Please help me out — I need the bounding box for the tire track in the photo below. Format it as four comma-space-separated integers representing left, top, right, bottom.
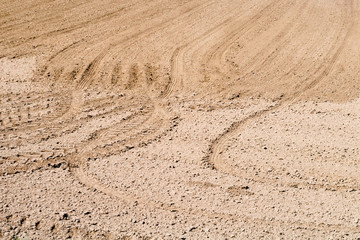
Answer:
0, 93, 150, 175
33, 6, 190, 136
2, 0, 358, 236
54, 0, 298, 221
220, 0, 310, 77
74, 0, 215, 89
0, 0, 137, 43
200, 0, 321, 100
166, 0, 259, 97
70, 121, 360, 234
204, 0, 355, 190
66, 0, 231, 214
65, 0, 349, 230
200, 0, 289, 77
0, 90, 72, 137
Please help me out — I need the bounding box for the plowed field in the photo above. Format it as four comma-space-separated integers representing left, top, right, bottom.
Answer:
1, 0, 360, 239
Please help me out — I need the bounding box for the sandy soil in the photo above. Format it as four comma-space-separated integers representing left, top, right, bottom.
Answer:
1, 0, 360, 239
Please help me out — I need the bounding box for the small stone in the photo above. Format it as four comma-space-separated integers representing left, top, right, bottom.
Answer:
61, 213, 69, 220
52, 163, 62, 168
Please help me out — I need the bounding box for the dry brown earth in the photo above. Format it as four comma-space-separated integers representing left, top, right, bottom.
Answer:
1, 0, 360, 239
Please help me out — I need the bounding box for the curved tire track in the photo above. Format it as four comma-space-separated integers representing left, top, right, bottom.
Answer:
205, 0, 355, 191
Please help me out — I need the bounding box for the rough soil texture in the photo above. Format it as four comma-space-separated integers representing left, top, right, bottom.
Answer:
1, 0, 360, 239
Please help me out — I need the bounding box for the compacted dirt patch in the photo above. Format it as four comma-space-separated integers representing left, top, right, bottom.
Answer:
1, 0, 360, 239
